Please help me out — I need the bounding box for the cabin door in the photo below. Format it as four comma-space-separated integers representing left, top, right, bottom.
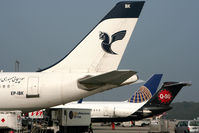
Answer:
103, 106, 113, 117
26, 77, 39, 98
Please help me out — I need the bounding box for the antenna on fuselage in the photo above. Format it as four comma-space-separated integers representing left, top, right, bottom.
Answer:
15, 60, 20, 72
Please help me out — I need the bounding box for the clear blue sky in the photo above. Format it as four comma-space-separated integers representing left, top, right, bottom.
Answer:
0, 0, 198, 102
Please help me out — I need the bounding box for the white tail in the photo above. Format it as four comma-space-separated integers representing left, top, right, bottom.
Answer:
40, 1, 145, 73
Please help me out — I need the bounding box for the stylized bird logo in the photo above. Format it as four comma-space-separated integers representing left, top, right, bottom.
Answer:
99, 30, 126, 54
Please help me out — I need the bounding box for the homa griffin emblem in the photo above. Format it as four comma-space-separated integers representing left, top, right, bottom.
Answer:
99, 30, 126, 54
158, 89, 172, 103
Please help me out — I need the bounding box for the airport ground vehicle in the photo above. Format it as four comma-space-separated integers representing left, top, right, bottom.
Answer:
175, 120, 199, 133
134, 119, 150, 127
121, 121, 134, 127
0, 111, 22, 132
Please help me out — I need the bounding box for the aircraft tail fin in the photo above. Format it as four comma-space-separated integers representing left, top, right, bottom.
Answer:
128, 74, 163, 103
145, 82, 191, 106
39, 1, 145, 72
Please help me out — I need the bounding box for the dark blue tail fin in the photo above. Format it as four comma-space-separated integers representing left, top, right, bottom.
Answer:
128, 74, 163, 103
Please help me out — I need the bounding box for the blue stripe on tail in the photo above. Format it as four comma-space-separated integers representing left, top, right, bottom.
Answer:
129, 74, 163, 103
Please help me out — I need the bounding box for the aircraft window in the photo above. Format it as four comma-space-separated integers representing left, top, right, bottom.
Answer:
3, 85, 5, 88
7, 85, 10, 88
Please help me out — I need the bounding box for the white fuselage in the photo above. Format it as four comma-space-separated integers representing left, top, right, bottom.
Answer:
0, 72, 124, 112
54, 101, 147, 118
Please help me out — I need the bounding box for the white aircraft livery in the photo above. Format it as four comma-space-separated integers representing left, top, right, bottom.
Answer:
53, 74, 162, 122
0, 1, 145, 112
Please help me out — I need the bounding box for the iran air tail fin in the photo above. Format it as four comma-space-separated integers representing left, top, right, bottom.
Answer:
39, 1, 145, 73
128, 74, 163, 103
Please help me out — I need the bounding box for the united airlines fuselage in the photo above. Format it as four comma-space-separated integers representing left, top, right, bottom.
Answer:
55, 101, 147, 120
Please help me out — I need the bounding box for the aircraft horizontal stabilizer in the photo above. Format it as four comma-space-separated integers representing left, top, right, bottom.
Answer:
78, 70, 137, 91
163, 81, 192, 87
